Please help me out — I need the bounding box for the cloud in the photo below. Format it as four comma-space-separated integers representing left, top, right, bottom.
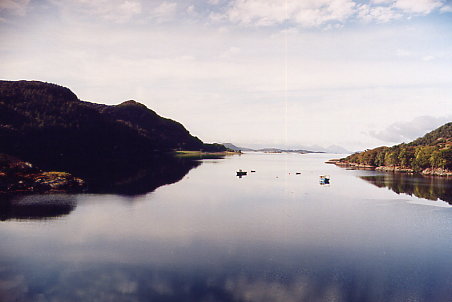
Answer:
0, 0, 29, 16
440, 4, 452, 12
357, 0, 448, 23
1, 1, 452, 150
357, 3, 403, 23
396, 49, 413, 57
369, 115, 452, 143
422, 55, 435, 61
371, 0, 394, 4
150, 1, 177, 22
50, 0, 142, 23
211, 0, 449, 28
7, 0, 446, 27
219, 46, 241, 59
393, 0, 444, 15
225, 0, 357, 27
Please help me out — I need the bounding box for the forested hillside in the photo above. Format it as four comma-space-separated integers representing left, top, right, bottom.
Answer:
0, 80, 225, 190
339, 123, 452, 174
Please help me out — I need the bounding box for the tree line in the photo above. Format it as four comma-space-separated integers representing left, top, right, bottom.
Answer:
343, 122, 452, 172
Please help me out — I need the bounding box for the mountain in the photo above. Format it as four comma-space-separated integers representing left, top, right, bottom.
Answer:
223, 143, 351, 154
322, 145, 352, 154
222, 143, 254, 152
0, 80, 224, 191
337, 122, 452, 175
256, 148, 314, 153
293, 144, 351, 154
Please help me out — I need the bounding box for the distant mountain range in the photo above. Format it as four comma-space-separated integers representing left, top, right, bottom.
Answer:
223, 143, 351, 154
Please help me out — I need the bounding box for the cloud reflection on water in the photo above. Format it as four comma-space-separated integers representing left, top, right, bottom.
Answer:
1, 154, 452, 301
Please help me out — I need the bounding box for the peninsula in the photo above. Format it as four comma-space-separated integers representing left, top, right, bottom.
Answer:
331, 122, 452, 176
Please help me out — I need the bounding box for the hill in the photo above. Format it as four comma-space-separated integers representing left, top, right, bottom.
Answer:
222, 143, 325, 153
0, 80, 225, 191
409, 122, 452, 146
222, 143, 254, 152
336, 122, 452, 175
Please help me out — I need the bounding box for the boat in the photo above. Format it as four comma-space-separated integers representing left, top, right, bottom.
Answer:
236, 169, 247, 177
319, 175, 330, 184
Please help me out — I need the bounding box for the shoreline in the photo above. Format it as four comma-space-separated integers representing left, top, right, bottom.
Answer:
327, 159, 452, 177
173, 150, 239, 158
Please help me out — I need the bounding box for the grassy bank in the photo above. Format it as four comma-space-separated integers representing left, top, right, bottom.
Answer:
174, 150, 238, 159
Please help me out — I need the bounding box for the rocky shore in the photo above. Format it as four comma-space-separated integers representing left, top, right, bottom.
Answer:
0, 154, 85, 194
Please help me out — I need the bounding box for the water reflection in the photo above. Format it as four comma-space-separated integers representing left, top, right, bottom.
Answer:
84, 155, 201, 195
360, 173, 452, 205
1, 256, 450, 302
0, 156, 202, 220
0, 194, 76, 221
1, 154, 451, 302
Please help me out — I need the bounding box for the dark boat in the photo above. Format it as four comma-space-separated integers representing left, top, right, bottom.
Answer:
236, 170, 247, 177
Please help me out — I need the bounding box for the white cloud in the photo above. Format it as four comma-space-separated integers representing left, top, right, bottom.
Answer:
186, 5, 195, 15
396, 49, 413, 57
357, 0, 448, 23
50, 0, 142, 23
21, 0, 448, 28
0, 0, 30, 16
357, 4, 402, 23
219, 46, 241, 59
393, 0, 443, 15
422, 55, 435, 61
292, 0, 357, 27
371, 0, 394, 4
440, 4, 452, 12
225, 0, 356, 27
151, 1, 177, 22
213, 0, 448, 28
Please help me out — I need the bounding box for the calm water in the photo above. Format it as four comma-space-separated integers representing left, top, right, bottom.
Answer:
1, 153, 451, 302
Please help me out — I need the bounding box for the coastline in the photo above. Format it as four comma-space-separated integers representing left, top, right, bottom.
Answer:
327, 159, 452, 177
174, 150, 239, 158
0, 153, 86, 195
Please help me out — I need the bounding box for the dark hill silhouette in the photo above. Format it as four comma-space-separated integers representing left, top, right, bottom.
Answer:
0, 80, 224, 193
89, 99, 205, 150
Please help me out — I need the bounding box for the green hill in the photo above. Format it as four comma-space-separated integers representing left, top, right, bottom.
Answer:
340, 122, 452, 174
409, 122, 452, 146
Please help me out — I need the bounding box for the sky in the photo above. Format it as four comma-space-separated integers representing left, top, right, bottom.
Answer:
1, 0, 452, 152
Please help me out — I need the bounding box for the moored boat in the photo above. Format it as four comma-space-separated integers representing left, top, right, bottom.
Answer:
236, 169, 247, 177
320, 175, 330, 184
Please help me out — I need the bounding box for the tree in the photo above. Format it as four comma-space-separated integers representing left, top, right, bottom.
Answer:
398, 146, 414, 168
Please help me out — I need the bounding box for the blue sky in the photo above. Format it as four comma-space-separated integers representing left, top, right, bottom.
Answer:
1, 0, 452, 151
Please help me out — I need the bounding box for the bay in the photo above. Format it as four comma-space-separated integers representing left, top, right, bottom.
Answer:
0, 153, 451, 302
